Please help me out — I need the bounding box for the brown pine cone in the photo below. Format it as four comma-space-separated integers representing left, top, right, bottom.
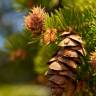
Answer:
46, 28, 86, 96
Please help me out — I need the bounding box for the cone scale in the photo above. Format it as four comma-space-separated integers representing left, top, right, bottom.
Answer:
46, 29, 86, 96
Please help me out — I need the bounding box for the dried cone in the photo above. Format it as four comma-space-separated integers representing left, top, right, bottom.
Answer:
24, 7, 46, 36
46, 28, 86, 96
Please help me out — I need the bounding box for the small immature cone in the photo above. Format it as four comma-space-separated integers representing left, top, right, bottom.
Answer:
10, 49, 27, 61
46, 28, 86, 96
24, 7, 46, 36
43, 28, 57, 45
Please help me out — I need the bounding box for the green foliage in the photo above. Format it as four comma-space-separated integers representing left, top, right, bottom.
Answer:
83, 24, 96, 52
34, 44, 58, 74
3, 31, 42, 82
61, 0, 96, 9
13, 0, 60, 11
44, 0, 96, 54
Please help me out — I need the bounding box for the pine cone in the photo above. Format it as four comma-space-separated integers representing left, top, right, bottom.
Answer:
43, 28, 57, 45
10, 49, 27, 61
24, 7, 46, 36
46, 28, 86, 96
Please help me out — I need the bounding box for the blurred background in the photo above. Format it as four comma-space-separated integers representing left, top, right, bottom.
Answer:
0, 0, 55, 96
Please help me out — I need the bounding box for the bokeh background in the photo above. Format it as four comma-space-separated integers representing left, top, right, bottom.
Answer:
0, 0, 54, 96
